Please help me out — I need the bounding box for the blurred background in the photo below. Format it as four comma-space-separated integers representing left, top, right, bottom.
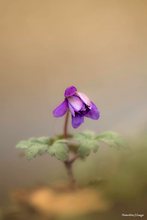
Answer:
0, 0, 147, 219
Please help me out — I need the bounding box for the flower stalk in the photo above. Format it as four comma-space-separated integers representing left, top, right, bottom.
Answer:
63, 111, 76, 188
63, 111, 69, 139
64, 160, 76, 188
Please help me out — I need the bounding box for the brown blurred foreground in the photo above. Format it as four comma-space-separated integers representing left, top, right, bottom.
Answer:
0, 185, 109, 220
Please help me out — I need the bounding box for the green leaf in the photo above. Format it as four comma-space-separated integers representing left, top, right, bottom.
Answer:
74, 131, 100, 158
96, 131, 125, 149
47, 140, 69, 161
16, 137, 51, 159
16, 140, 32, 149
29, 137, 51, 145
25, 143, 49, 160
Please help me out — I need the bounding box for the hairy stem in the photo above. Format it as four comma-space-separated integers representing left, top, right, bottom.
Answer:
64, 160, 76, 188
63, 111, 76, 187
63, 111, 69, 139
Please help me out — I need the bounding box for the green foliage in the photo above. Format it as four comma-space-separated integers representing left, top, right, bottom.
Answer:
73, 131, 125, 158
16, 137, 51, 159
47, 139, 69, 161
16, 137, 69, 161
96, 131, 125, 149
16, 131, 125, 161
74, 131, 100, 158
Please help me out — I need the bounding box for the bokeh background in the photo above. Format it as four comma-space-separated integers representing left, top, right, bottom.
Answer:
0, 0, 147, 218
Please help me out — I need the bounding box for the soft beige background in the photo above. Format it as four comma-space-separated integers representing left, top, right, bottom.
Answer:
0, 0, 147, 203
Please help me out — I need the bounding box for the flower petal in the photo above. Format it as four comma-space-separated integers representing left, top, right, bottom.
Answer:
64, 86, 77, 97
53, 100, 68, 117
68, 103, 75, 116
68, 96, 83, 112
76, 92, 91, 107
85, 102, 100, 120
72, 115, 84, 128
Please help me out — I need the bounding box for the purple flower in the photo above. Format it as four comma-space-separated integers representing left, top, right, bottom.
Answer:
53, 86, 100, 128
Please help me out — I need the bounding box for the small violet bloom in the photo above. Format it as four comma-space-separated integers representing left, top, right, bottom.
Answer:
53, 86, 100, 128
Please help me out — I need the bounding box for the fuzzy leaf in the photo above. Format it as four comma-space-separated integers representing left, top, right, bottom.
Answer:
16, 137, 51, 159
96, 131, 124, 149
29, 137, 51, 145
74, 131, 100, 158
25, 143, 49, 159
16, 140, 32, 149
47, 140, 69, 161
